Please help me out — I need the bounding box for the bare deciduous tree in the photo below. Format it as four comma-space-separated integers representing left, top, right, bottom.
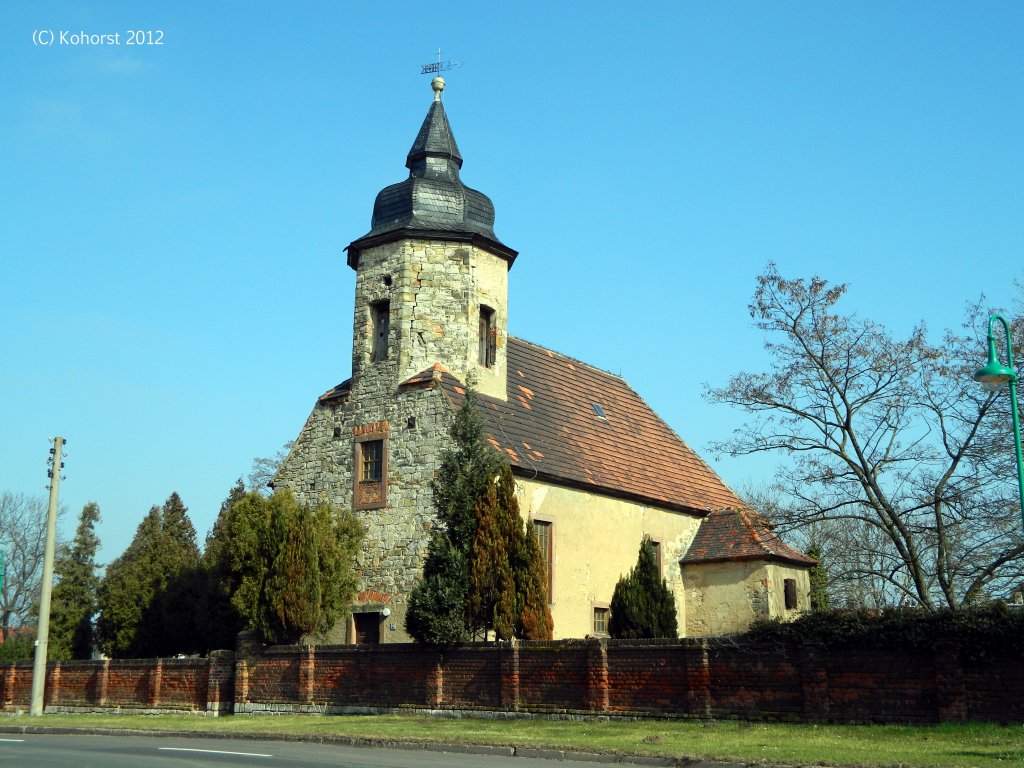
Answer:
0, 492, 64, 639
709, 265, 1024, 610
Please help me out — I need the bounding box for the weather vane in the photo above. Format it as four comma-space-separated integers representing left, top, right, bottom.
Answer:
421, 47, 461, 75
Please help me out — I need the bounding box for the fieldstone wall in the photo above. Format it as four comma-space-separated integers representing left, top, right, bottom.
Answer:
277, 237, 511, 641
351, 238, 509, 401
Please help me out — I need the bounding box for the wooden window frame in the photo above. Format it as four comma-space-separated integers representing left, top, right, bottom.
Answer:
645, 535, 664, 579
353, 433, 388, 510
531, 517, 554, 602
591, 602, 610, 636
371, 300, 390, 362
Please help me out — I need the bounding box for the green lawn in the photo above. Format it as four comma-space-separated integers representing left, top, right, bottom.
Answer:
2, 713, 1022, 767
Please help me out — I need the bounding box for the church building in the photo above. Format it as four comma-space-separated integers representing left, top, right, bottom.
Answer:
274, 78, 814, 644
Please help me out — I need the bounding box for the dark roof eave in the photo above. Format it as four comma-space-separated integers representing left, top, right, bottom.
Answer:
346, 229, 518, 270
509, 465, 709, 519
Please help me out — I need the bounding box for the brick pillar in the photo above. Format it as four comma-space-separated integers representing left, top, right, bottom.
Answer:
934, 642, 966, 723
585, 638, 609, 712
500, 640, 520, 711
96, 660, 109, 707
2, 664, 15, 711
799, 642, 829, 722
685, 639, 711, 718
48, 663, 61, 708
425, 653, 444, 708
234, 658, 249, 710
207, 651, 236, 716
299, 645, 315, 703
149, 660, 163, 707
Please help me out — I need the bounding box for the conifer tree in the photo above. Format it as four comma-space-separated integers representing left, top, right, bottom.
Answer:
806, 544, 831, 612
202, 489, 362, 645
469, 465, 520, 639
196, 478, 248, 650
518, 520, 553, 640
608, 538, 678, 639
49, 502, 101, 660
407, 388, 501, 644
96, 493, 201, 657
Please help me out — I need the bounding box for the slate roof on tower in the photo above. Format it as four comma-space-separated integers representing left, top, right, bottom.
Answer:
390, 337, 744, 515
347, 77, 517, 268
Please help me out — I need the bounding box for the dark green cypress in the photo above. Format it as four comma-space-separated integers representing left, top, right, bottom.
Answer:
609, 538, 678, 639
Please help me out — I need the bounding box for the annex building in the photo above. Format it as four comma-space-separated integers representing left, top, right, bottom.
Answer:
275, 78, 814, 643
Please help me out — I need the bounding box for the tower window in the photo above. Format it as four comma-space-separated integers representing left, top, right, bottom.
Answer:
371, 301, 389, 362
479, 305, 496, 368
360, 439, 383, 482
354, 434, 387, 510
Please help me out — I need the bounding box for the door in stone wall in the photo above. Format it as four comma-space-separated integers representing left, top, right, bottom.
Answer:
354, 612, 381, 644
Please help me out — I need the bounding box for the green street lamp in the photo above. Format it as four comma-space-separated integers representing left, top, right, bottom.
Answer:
974, 313, 1024, 535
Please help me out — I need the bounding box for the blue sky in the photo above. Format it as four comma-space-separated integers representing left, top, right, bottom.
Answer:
3, 1, 1022, 562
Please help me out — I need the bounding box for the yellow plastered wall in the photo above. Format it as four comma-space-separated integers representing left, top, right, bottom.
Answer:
682, 559, 811, 636
515, 478, 703, 639
766, 562, 811, 618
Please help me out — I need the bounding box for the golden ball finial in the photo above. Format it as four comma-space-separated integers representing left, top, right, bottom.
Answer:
431, 76, 445, 101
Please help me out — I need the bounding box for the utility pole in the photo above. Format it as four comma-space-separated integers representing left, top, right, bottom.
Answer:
30, 436, 64, 716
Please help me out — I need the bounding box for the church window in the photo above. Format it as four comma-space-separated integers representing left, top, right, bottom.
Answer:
354, 436, 387, 510
646, 537, 663, 578
479, 305, 496, 367
592, 605, 609, 635
371, 301, 390, 362
784, 578, 798, 610
533, 520, 553, 600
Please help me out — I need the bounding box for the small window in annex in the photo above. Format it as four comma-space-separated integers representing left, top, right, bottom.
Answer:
478, 305, 496, 368
371, 301, 390, 362
593, 606, 609, 635
532, 520, 553, 600
354, 436, 387, 510
784, 578, 798, 610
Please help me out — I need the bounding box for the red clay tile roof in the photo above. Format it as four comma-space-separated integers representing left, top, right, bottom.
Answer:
319, 378, 352, 403
681, 508, 817, 566
433, 337, 744, 515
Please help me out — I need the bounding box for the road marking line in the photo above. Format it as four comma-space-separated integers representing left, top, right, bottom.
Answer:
0, 739, 25, 742
158, 747, 273, 757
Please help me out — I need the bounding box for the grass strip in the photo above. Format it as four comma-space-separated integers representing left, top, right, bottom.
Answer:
1, 713, 1021, 768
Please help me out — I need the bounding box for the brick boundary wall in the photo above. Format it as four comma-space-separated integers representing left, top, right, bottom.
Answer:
0, 651, 235, 717
1, 639, 1020, 723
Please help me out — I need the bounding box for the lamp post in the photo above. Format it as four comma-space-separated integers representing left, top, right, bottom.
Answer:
974, 314, 1024, 535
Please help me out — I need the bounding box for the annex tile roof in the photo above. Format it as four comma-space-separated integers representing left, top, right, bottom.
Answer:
681, 508, 817, 566
424, 337, 744, 515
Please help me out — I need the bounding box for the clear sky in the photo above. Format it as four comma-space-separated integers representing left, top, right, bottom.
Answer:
3, 1, 1022, 563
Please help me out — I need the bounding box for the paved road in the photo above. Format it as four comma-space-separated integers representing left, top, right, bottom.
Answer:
0, 733, 656, 768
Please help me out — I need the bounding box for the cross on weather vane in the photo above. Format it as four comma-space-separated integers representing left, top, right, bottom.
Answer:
420, 47, 462, 75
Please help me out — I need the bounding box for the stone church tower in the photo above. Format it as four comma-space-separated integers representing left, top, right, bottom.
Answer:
275, 77, 518, 642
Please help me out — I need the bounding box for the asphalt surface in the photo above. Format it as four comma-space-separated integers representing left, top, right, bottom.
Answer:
0, 729, 747, 768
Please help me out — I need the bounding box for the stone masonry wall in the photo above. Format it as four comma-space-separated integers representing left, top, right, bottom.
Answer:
275, 384, 454, 642
351, 239, 509, 401
275, 237, 512, 642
